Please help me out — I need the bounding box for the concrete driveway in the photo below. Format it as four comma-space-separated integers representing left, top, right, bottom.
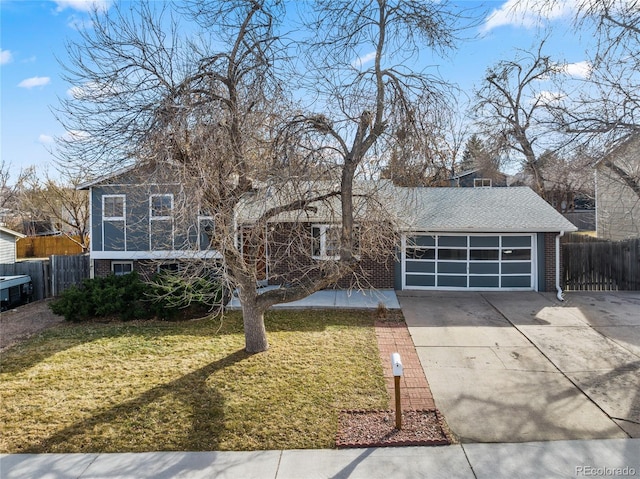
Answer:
398, 291, 640, 443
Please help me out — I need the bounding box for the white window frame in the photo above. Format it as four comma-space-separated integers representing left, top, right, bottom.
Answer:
198, 215, 216, 250
102, 195, 126, 252
103, 195, 125, 221
112, 261, 133, 276
312, 224, 340, 260
474, 178, 492, 188
150, 194, 173, 220
149, 194, 174, 251
312, 224, 360, 260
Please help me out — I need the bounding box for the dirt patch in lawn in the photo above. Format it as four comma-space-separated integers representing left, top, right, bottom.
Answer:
0, 300, 65, 351
336, 409, 453, 448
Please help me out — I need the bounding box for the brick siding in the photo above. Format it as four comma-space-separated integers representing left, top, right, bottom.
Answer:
267, 223, 396, 289
543, 232, 557, 293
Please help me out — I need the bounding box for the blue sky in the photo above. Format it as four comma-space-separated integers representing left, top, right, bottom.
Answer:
0, 0, 596, 182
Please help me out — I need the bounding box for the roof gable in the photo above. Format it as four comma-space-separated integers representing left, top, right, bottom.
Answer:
0, 226, 26, 239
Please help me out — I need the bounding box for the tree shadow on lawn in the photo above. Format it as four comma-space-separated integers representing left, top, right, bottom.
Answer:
1, 309, 376, 376
20, 349, 250, 453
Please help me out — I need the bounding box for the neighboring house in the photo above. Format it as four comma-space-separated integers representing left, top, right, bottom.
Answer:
82, 166, 577, 294
0, 226, 25, 264
450, 169, 507, 188
595, 135, 640, 241
79, 163, 219, 278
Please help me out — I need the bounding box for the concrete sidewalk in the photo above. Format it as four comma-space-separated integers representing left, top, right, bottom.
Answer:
227, 288, 401, 310
2, 439, 639, 478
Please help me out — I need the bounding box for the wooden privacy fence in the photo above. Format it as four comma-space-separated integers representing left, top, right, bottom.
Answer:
0, 254, 90, 300
562, 236, 640, 291
50, 254, 91, 296
17, 235, 85, 259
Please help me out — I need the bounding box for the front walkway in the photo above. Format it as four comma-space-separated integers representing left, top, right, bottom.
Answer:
227, 288, 400, 310
375, 321, 435, 410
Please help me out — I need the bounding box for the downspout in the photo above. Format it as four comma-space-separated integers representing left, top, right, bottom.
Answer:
555, 230, 565, 301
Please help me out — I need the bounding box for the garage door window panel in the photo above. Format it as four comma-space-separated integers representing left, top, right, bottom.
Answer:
502, 236, 531, 247
406, 247, 435, 260
470, 236, 499, 247
438, 249, 467, 261
439, 236, 467, 247
502, 262, 531, 274
502, 276, 531, 287
406, 274, 435, 287
406, 261, 435, 273
469, 262, 500, 274
502, 249, 531, 261
470, 276, 500, 287
470, 249, 499, 261
438, 262, 467, 274
438, 275, 467, 287
407, 236, 435, 247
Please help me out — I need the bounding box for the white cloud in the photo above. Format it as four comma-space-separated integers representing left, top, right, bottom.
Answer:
482, 0, 576, 33
18, 76, 51, 89
536, 90, 565, 105
1, 49, 13, 65
54, 0, 111, 13
38, 134, 55, 144
67, 14, 95, 30
561, 61, 592, 79
62, 130, 90, 142
67, 81, 119, 100
352, 51, 377, 69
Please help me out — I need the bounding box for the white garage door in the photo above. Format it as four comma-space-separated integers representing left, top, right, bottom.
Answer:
402, 234, 536, 290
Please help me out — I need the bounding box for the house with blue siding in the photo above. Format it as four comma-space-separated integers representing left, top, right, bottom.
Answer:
79, 163, 219, 278
81, 164, 577, 295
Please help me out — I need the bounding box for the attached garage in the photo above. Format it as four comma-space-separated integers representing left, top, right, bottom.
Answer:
402, 233, 536, 290
394, 187, 578, 293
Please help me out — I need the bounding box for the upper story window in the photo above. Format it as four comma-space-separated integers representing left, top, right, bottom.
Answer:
198, 216, 216, 250
150, 194, 173, 220
103, 195, 125, 220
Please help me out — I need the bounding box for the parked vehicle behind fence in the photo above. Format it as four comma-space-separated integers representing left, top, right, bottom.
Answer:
0, 275, 34, 311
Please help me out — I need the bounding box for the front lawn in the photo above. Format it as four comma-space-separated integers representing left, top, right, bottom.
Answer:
0, 310, 387, 453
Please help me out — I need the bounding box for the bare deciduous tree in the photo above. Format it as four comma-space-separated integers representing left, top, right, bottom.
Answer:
520, 1, 640, 199
56, 0, 463, 353
19, 169, 90, 251
473, 41, 563, 198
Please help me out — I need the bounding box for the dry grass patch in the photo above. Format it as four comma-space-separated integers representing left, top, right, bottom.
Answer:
0, 310, 387, 452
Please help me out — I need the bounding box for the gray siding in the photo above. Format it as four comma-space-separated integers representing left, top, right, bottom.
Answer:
0, 231, 17, 263
596, 145, 640, 240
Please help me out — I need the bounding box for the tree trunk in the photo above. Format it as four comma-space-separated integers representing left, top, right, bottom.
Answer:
238, 287, 269, 354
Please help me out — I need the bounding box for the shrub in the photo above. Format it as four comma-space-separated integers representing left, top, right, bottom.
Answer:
50, 271, 227, 322
145, 271, 227, 320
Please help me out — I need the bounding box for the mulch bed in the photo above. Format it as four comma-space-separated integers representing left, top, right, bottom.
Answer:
336, 409, 453, 448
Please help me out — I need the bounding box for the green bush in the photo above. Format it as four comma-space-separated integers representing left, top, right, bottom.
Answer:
50, 271, 227, 322
145, 271, 227, 320
50, 272, 151, 322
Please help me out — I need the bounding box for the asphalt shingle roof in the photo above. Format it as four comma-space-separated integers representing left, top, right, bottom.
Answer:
393, 186, 578, 232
